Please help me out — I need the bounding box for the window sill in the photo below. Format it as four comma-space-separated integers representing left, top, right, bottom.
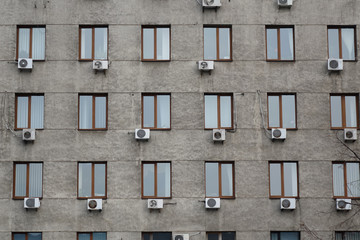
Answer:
269, 196, 299, 199
78, 129, 108, 131
77, 197, 107, 200
141, 60, 171, 62
266, 60, 295, 62
13, 197, 43, 200
14, 128, 44, 131
267, 128, 298, 130
142, 197, 172, 199
204, 128, 234, 130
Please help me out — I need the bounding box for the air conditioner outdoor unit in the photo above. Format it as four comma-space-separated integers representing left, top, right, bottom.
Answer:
18, 58, 33, 69
92, 60, 108, 70
24, 198, 40, 209
22, 129, 35, 141
213, 129, 225, 142
147, 199, 163, 209
135, 129, 150, 140
202, 0, 221, 8
198, 61, 214, 71
280, 198, 296, 210
173, 234, 190, 240
344, 129, 357, 141
271, 128, 286, 140
336, 199, 351, 210
278, 0, 292, 7
205, 198, 220, 209
87, 199, 102, 211
328, 59, 343, 71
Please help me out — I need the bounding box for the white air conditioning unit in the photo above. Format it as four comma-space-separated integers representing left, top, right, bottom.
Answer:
336, 199, 351, 210
205, 198, 220, 209
213, 129, 225, 142
24, 198, 40, 209
18, 58, 33, 69
87, 199, 102, 211
198, 61, 214, 71
328, 59, 343, 71
271, 128, 286, 140
173, 234, 190, 240
135, 129, 150, 140
280, 198, 296, 210
92, 60, 108, 70
278, 0, 292, 7
147, 199, 163, 209
344, 129, 357, 141
202, 0, 221, 7
22, 129, 35, 141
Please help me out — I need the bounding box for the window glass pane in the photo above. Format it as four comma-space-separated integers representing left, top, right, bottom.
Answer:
345, 96, 357, 128
143, 96, 155, 128
268, 96, 280, 128
219, 28, 231, 59
341, 28, 355, 61
208, 233, 218, 240
32, 28, 45, 60
267, 29, 278, 60
344, 232, 360, 240
280, 28, 294, 60
28, 233, 42, 240
284, 163, 298, 197
221, 164, 233, 197
143, 233, 151, 240
78, 163, 92, 197
204, 28, 217, 60
29, 163, 42, 198
331, 96, 342, 128
93, 232, 107, 240
15, 164, 27, 197
222, 232, 235, 240
270, 163, 281, 196
143, 28, 155, 59
81, 28, 92, 59
206, 162, 219, 197
143, 164, 155, 196
157, 95, 170, 128
18, 28, 30, 58
78, 233, 91, 240
17, 96, 29, 129
95, 97, 107, 129
282, 95, 296, 128
13, 234, 26, 240
271, 232, 279, 240
31, 96, 44, 129
94, 164, 106, 197
280, 232, 299, 240
157, 163, 171, 198
94, 28, 108, 60
335, 232, 343, 240
153, 232, 172, 240
79, 96, 93, 129
220, 96, 232, 128
346, 163, 360, 197
205, 95, 218, 129
156, 28, 170, 60
333, 164, 345, 196
328, 29, 340, 59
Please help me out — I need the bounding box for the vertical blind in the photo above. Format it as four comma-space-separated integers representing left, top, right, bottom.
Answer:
15, 164, 27, 197
346, 163, 360, 197
78, 163, 92, 197
206, 162, 219, 197
336, 232, 360, 240
79, 96, 93, 129
94, 164, 106, 197
221, 164, 233, 197
156, 28, 170, 60
17, 97, 29, 129
18, 28, 30, 58
94, 28, 108, 60
32, 28, 45, 60
156, 95, 170, 128
333, 163, 345, 196
31, 96, 44, 129
205, 95, 218, 128
156, 163, 171, 198
29, 163, 43, 198
95, 97, 107, 129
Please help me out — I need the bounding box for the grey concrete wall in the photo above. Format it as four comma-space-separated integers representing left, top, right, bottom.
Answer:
1, 0, 360, 239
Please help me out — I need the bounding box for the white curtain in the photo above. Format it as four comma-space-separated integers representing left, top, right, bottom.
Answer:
15, 164, 27, 197
31, 96, 44, 129
205, 95, 218, 128
94, 28, 107, 60
143, 28, 154, 59
18, 28, 30, 58
345, 96, 357, 128
157, 163, 171, 197
81, 28, 92, 59
341, 28, 355, 61
156, 28, 170, 60
32, 28, 45, 60
17, 97, 29, 128
333, 164, 345, 196
29, 163, 43, 198
280, 28, 294, 60
220, 96, 232, 128
143, 96, 155, 128
221, 164, 233, 196
156, 95, 170, 128
347, 163, 360, 197
284, 163, 298, 197
79, 96, 93, 129
95, 96, 106, 128
219, 28, 230, 60
78, 163, 92, 197
94, 164, 106, 197
206, 162, 219, 197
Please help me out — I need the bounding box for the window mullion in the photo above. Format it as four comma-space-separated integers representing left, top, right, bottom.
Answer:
28, 96, 32, 129
26, 163, 30, 197
339, 28, 342, 59
93, 96, 96, 129
218, 95, 221, 128
154, 163, 158, 197
216, 28, 220, 60
280, 163, 284, 197
277, 28, 281, 60
219, 163, 222, 197
92, 163, 95, 198
344, 163, 348, 198
29, 28, 33, 59
341, 96, 346, 128
279, 95, 283, 128
154, 95, 157, 129
92, 28, 95, 60
154, 28, 157, 60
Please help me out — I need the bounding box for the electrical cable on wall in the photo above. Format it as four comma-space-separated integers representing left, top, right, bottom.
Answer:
2, 92, 20, 138
257, 90, 272, 139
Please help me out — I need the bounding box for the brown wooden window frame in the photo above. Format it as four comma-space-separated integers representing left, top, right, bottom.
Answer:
332, 162, 360, 199
77, 232, 107, 240
79, 25, 109, 61
15, 93, 45, 130
142, 232, 172, 240
206, 232, 236, 240
203, 25, 233, 61
268, 161, 299, 199
141, 25, 171, 62
267, 93, 297, 130
204, 93, 234, 130
330, 94, 359, 130
16, 25, 46, 61
141, 93, 171, 130
265, 25, 295, 62
12, 232, 43, 240
327, 26, 357, 62
78, 93, 108, 131
77, 162, 107, 199
205, 161, 235, 199
13, 162, 43, 200
141, 162, 172, 199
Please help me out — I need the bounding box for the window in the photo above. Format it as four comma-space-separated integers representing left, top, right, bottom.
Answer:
79, 26, 108, 60
78, 94, 108, 130
328, 26, 356, 61
78, 162, 107, 199
266, 26, 294, 61
333, 162, 360, 198
205, 162, 234, 198
15, 94, 44, 130
204, 26, 232, 61
142, 94, 171, 129
13, 233, 42, 240
142, 162, 171, 198
204, 94, 233, 129
13, 163, 43, 199
142, 232, 172, 240
269, 162, 298, 198
330, 94, 359, 129
271, 232, 300, 240
78, 233, 107, 240
335, 232, 360, 240
142, 26, 170, 61
268, 94, 297, 129
207, 232, 236, 240
17, 26, 45, 60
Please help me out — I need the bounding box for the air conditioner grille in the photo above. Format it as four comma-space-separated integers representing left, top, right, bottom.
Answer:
24, 131, 32, 139
137, 129, 146, 138
149, 200, 157, 208
279, 0, 288, 3
175, 236, 184, 240
214, 132, 222, 139
201, 62, 208, 69
207, 198, 217, 207
26, 198, 35, 207
338, 200, 347, 209
282, 199, 291, 208
19, 59, 28, 68
205, 0, 214, 5
88, 200, 97, 209
330, 60, 339, 68
273, 129, 282, 138
346, 131, 354, 138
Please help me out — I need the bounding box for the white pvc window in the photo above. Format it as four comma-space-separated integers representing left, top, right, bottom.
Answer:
18, 27, 45, 60
205, 94, 232, 129
79, 95, 107, 130
16, 95, 44, 129
142, 27, 170, 61
333, 163, 360, 198
14, 163, 43, 198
